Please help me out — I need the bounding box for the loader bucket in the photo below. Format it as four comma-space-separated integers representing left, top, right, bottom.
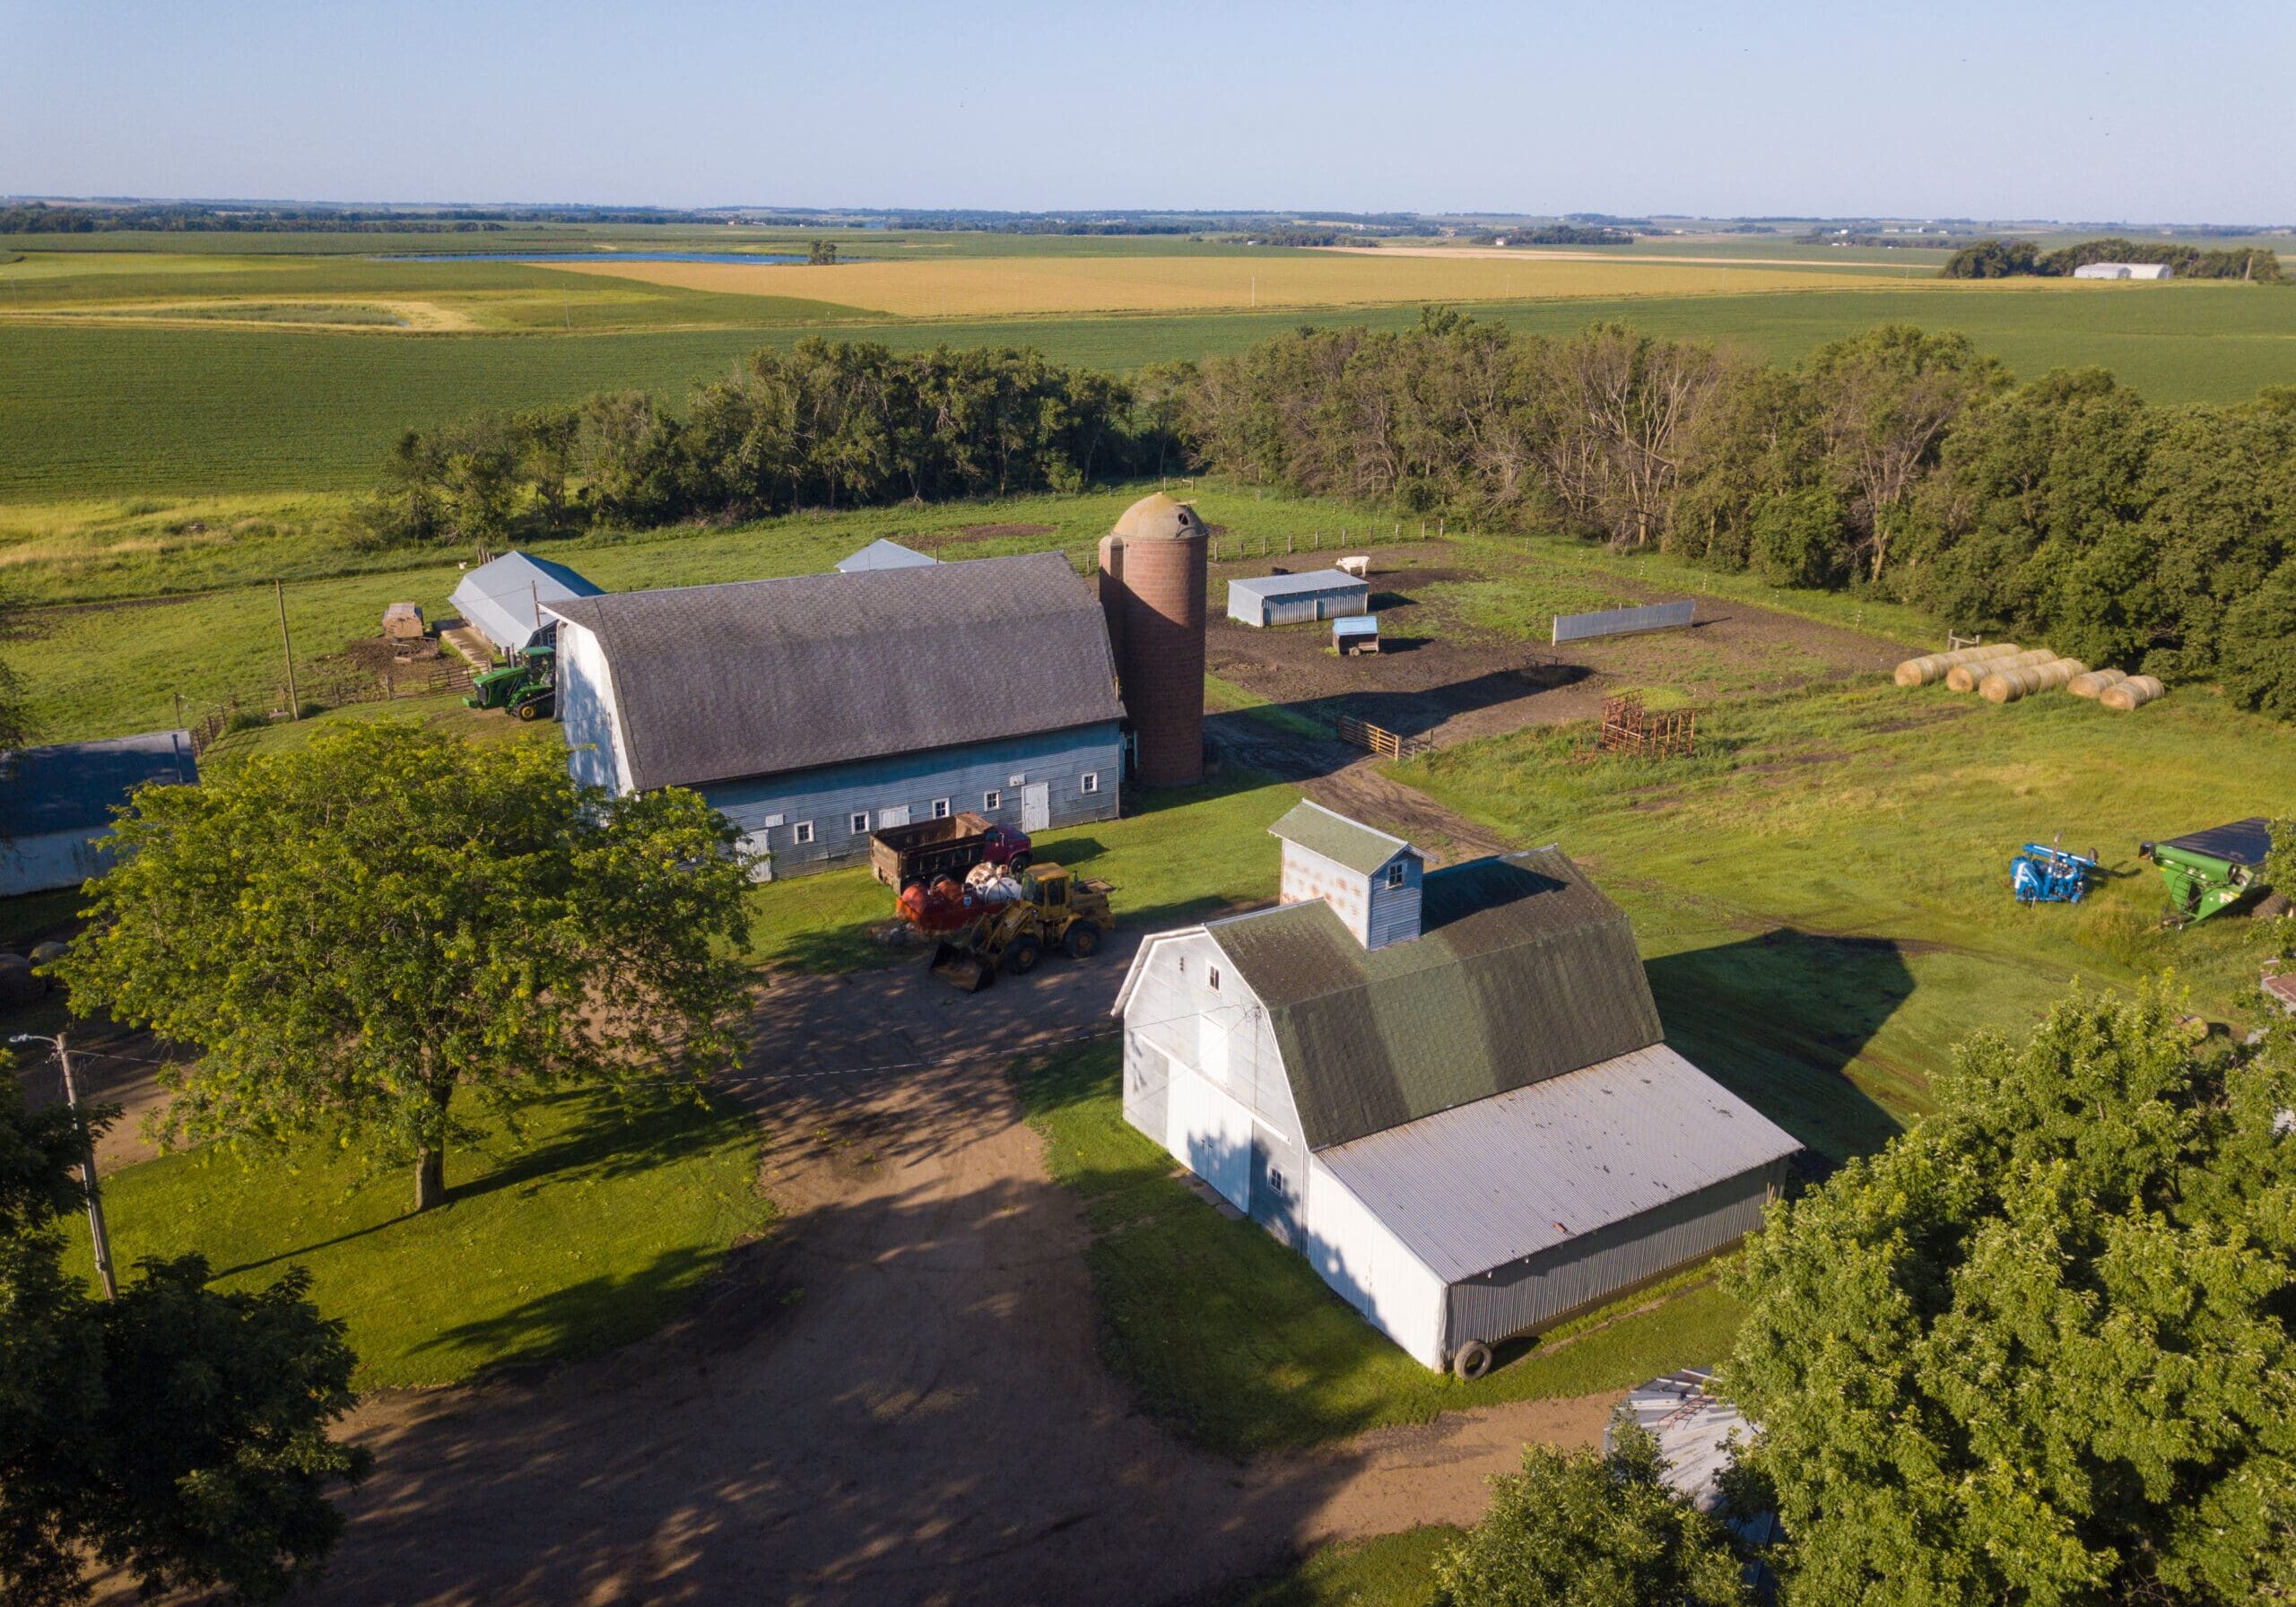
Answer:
931, 942, 992, 993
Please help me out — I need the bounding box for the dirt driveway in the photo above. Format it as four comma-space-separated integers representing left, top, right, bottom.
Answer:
312, 917, 1612, 1607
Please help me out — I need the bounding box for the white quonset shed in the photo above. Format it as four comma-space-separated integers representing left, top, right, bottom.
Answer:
835, 539, 937, 573
1226, 569, 1370, 628
449, 552, 604, 656
2073, 262, 2174, 280
1113, 804, 1800, 1375
0, 731, 198, 897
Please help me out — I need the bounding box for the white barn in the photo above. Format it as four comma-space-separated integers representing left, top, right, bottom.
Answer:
1113, 801, 1800, 1376
449, 552, 604, 656
2073, 262, 2174, 281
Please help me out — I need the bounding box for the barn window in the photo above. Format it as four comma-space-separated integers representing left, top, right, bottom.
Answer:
983, 789, 1002, 812
1386, 861, 1406, 889
1081, 771, 1100, 795
932, 798, 952, 820
792, 821, 815, 845
1267, 1165, 1284, 1194
1207, 966, 1222, 993
850, 812, 870, 835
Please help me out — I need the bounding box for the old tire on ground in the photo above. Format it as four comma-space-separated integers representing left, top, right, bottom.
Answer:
1004, 936, 1042, 977
1064, 920, 1101, 960
1451, 1341, 1494, 1382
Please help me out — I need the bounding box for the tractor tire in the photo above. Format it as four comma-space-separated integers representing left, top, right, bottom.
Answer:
1064, 920, 1101, 960
1004, 936, 1042, 977
513, 696, 552, 723
1451, 1341, 1494, 1381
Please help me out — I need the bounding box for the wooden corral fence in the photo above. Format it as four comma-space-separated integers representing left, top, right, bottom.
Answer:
1335, 715, 1432, 761
1587, 695, 1697, 760
185, 657, 478, 756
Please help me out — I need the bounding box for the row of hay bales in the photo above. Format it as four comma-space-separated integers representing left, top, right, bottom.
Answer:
1893, 643, 2166, 709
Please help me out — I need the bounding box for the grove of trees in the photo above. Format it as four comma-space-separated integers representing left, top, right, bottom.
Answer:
0, 1077, 368, 1606
1943, 235, 2285, 282
54, 725, 757, 1212
1723, 982, 2296, 1604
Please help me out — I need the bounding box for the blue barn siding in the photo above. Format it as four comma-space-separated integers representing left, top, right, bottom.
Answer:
705, 721, 1122, 877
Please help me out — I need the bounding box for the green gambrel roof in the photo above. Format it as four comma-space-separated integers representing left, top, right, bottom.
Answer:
1210, 848, 1664, 1150
1268, 799, 1413, 876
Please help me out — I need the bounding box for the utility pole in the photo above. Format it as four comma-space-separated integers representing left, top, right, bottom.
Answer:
274, 578, 300, 718
15, 1032, 115, 1299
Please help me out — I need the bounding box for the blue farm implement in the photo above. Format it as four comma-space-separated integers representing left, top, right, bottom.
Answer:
2012, 844, 2098, 905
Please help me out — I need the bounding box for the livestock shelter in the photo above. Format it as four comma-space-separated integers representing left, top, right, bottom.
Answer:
450, 552, 604, 656
1112, 803, 1799, 1375
0, 731, 197, 897
2073, 262, 2174, 281
1226, 569, 1370, 629
835, 539, 937, 573
547, 552, 1125, 876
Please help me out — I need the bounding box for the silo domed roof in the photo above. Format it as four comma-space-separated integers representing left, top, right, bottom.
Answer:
1110, 491, 1205, 542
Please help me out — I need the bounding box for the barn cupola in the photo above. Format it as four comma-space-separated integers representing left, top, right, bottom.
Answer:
1268, 800, 1423, 950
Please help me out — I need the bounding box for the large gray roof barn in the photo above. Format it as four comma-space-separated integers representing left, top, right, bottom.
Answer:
546, 552, 1126, 876
1113, 807, 1799, 1375
0, 730, 198, 897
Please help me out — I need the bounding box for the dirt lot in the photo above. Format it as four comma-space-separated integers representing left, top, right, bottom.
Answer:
1206, 540, 1901, 747
304, 934, 1612, 1607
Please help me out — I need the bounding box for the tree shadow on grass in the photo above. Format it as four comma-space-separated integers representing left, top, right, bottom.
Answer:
1648, 928, 1916, 1174
407, 1243, 724, 1380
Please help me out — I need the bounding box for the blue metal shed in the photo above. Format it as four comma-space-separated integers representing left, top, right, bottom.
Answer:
1227, 569, 1371, 628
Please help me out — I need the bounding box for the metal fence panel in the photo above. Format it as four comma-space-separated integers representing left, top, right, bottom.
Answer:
1552, 600, 1695, 644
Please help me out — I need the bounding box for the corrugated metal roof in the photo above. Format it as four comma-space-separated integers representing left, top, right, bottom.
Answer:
546, 552, 1126, 792
451, 552, 604, 652
1269, 799, 1410, 875
1317, 1043, 1800, 1283
1228, 570, 1371, 602
0, 731, 197, 838
1333, 615, 1378, 638
835, 539, 937, 573
2161, 818, 2271, 868
1211, 847, 1664, 1149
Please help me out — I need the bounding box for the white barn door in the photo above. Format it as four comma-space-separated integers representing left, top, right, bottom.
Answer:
1022, 782, 1050, 831
1166, 1067, 1252, 1212
878, 804, 911, 828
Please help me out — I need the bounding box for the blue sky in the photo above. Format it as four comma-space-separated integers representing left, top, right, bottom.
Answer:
5, 1, 2289, 220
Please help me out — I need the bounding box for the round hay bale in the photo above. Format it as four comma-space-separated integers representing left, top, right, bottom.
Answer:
1899, 642, 2022, 687
0, 954, 37, 1008
2100, 674, 2166, 711
2066, 667, 2128, 699
1949, 647, 2053, 691
1979, 669, 2024, 703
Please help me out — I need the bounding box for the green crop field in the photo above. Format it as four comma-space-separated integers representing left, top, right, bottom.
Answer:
2, 231, 2291, 500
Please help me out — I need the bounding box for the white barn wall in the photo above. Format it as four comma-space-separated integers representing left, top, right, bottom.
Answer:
1301, 1158, 1448, 1367
552, 620, 633, 795
0, 830, 116, 898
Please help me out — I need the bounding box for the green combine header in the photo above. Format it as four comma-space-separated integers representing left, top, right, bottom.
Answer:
2138, 818, 2274, 925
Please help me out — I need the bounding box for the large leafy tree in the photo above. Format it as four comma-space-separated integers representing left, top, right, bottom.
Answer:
0, 1076, 369, 1606
56, 724, 754, 1212
1431, 1428, 1750, 1607
1726, 982, 2296, 1606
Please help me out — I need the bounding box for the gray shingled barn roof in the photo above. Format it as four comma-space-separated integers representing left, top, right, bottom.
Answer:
1269, 799, 1413, 875
1208, 848, 1664, 1149
546, 552, 1125, 791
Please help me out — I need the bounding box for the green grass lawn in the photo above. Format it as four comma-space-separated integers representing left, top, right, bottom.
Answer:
1212, 1528, 1460, 1607
63, 1084, 772, 1387
1015, 1038, 1747, 1457
745, 765, 1301, 971
1400, 678, 2293, 1158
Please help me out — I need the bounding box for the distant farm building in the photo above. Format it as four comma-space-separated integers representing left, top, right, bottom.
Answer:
0, 731, 197, 897
835, 539, 937, 573
1113, 801, 1800, 1375
1227, 569, 1370, 629
2073, 262, 2173, 280
547, 552, 1126, 877
451, 552, 605, 656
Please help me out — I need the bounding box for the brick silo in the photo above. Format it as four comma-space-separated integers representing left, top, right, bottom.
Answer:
1098, 492, 1207, 786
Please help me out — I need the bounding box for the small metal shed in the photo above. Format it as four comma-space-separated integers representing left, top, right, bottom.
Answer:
1334, 614, 1380, 655
1228, 569, 1370, 628
835, 539, 936, 573
450, 552, 604, 656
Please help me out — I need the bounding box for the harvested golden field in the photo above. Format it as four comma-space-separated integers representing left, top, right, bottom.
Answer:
538, 249, 1956, 317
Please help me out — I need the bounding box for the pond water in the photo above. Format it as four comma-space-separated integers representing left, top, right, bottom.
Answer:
379, 252, 817, 265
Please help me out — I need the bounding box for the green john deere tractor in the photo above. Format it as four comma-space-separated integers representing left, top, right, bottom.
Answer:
465, 644, 556, 722
2138, 818, 2274, 925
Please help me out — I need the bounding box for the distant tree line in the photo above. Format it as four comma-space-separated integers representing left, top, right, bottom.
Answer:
357, 338, 1185, 548
1170, 309, 2296, 711
1944, 235, 2285, 282
1796, 230, 1987, 248
1474, 224, 1635, 246
0, 203, 514, 235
